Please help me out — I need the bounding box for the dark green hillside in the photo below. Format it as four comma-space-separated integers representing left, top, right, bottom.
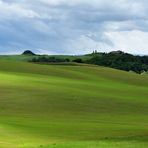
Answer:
87, 51, 148, 73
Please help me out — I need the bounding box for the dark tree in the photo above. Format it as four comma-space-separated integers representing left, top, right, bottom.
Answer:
73, 58, 83, 63
86, 51, 148, 74
22, 50, 36, 55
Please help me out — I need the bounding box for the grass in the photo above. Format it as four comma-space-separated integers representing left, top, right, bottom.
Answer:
0, 54, 92, 62
0, 60, 147, 148
33, 140, 148, 148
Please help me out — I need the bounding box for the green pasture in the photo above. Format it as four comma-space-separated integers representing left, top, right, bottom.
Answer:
0, 60, 147, 148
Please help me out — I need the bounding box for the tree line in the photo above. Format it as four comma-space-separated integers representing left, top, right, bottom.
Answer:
30, 51, 148, 74
86, 51, 148, 74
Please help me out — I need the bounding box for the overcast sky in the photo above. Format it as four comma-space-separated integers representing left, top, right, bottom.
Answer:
0, 0, 148, 55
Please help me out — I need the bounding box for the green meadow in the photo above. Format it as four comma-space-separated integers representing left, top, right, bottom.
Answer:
0, 54, 91, 62
0, 60, 148, 148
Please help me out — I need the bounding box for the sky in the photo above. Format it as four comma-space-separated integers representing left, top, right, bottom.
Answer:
0, 0, 148, 55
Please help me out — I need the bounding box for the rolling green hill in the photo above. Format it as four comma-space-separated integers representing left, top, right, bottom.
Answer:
0, 60, 148, 148
0, 54, 91, 62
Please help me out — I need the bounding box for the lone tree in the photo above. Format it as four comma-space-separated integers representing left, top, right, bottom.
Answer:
22, 50, 36, 55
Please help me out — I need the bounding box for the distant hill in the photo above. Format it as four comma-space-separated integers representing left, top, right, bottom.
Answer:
29, 50, 148, 74
0, 50, 148, 74
22, 50, 36, 55
87, 51, 148, 74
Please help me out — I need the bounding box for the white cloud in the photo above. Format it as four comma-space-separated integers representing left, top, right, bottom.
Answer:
65, 34, 111, 55
0, 0, 148, 54
106, 30, 148, 55
0, 0, 39, 19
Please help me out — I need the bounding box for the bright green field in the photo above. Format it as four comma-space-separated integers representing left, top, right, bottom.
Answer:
0, 60, 148, 148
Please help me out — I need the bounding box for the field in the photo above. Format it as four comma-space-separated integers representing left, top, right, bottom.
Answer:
0, 54, 92, 62
0, 60, 148, 148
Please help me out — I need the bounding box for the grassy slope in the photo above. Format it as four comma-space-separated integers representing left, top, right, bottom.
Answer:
0, 61, 147, 148
0, 54, 92, 62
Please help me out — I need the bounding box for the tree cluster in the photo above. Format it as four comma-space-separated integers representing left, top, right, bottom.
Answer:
30, 56, 70, 63
29, 51, 148, 74
87, 51, 148, 74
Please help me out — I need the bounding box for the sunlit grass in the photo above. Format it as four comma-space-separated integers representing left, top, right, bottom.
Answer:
0, 61, 147, 148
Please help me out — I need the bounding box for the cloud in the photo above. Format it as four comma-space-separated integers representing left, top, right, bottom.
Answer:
0, 0, 148, 54
106, 30, 148, 55
0, 0, 39, 19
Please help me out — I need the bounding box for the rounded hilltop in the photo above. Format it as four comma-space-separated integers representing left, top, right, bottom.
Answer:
22, 50, 36, 55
